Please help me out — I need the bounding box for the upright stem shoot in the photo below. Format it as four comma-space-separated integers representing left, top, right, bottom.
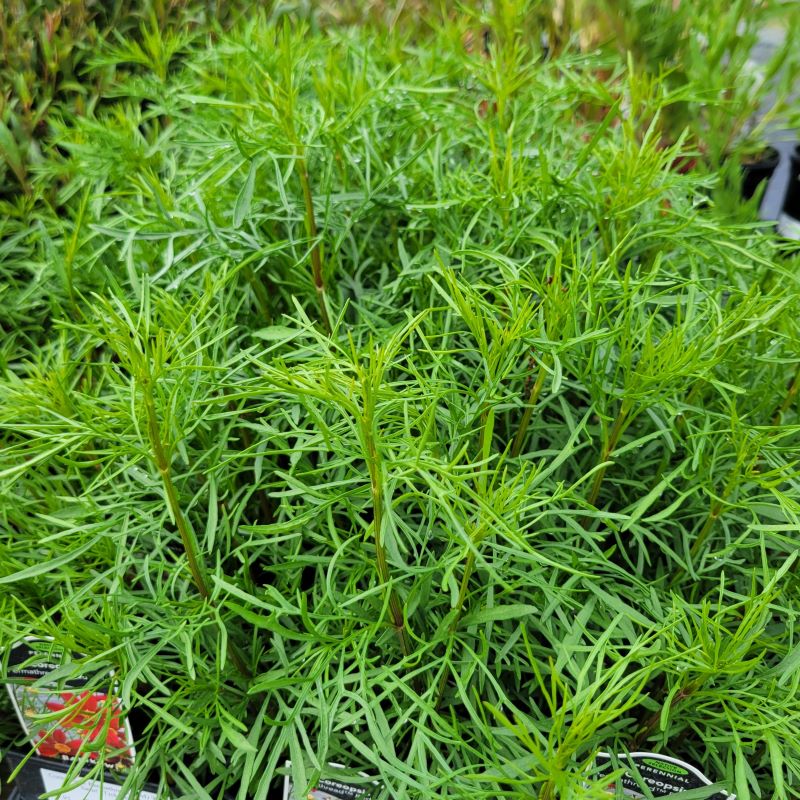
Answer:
363, 424, 411, 658
433, 546, 478, 709
297, 156, 332, 335
585, 399, 633, 514
142, 379, 210, 601
773, 362, 800, 425
141, 376, 252, 679
511, 359, 547, 457
633, 679, 702, 748
433, 403, 496, 706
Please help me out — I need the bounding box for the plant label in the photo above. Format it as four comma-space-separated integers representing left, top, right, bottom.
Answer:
3, 752, 161, 800
596, 751, 734, 800
5, 638, 135, 771
282, 761, 381, 800
778, 213, 800, 241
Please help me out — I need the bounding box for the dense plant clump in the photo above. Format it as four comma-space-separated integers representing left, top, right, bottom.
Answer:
2, 2, 800, 799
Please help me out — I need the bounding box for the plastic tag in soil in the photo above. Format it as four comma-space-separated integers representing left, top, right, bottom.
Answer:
2, 752, 161, 800
5, 637, 135, 771
283, 761, 382, 800
596, 751, 734, 800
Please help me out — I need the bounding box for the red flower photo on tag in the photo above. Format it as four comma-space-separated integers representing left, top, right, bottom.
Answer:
13, 686, 134, 769
6, 638, 137, 772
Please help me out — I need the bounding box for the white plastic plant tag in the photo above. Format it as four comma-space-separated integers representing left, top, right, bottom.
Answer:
596, 751, 734, 800
282, 761, 382, 800
777, 213, 800, 241
3, 752, 163, 800
5, 637, 135, 771
39, 767, 158, 799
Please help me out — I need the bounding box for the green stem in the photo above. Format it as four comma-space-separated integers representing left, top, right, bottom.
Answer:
142, 379, 252, 679
364, 428, 410, 657
633, 679, 700, 748
476, 404, 496, 496
434, 402, 496, 705
242, 264, 272, 324
142, 381, 210, 601
63, 186, 91, 314
773, 363, 800, 425
690, 501, 723, 559
433, 549, 477, 709
586, 400, 632, 511
684, 381, 703, 409
297, 157, 332, 335
669, 479, 734, 588
511, 360, 547, 457
539, 746, 570, 800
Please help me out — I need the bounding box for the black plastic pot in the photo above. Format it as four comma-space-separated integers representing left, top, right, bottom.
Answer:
778, 145, 800, 240
740, 146, 780, 200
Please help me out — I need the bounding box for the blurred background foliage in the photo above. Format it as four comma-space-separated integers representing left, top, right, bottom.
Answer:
2, 0, 798, 199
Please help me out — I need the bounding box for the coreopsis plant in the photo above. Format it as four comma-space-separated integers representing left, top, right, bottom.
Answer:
1, 2, 799, 800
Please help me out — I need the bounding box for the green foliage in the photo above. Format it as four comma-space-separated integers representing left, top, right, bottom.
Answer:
1, 2, 800, 799
557, 0, 800, 164
0, 0, 245, 196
